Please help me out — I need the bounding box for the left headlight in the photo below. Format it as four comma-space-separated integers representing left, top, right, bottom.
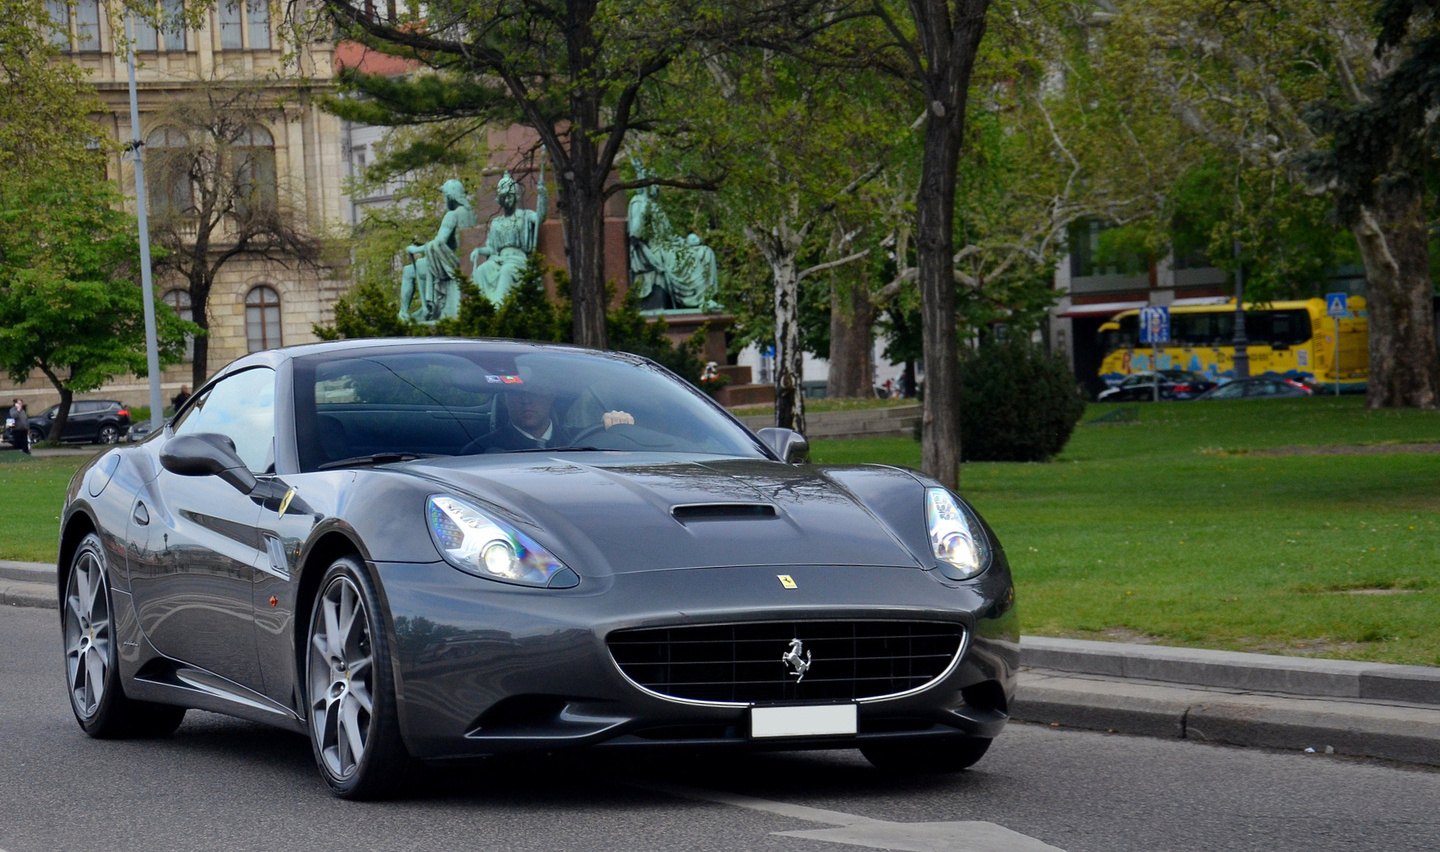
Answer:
925, 488, 992, 581
426, 495, 579, 588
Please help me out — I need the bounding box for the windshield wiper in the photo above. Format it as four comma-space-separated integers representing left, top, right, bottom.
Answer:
504, 446, 603, 454
317, 452, 438, 470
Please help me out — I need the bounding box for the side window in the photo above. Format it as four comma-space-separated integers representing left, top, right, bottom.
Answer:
172, 367, 276, 472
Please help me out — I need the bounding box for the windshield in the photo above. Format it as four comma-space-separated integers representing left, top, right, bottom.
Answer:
292, 343, 768, 472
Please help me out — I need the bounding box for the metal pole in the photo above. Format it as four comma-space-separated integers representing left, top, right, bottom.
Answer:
1231, 239, 1250, 380
124, 14, 164, 431
1152, 339, 1159, 402
1335, 316, 1341, 396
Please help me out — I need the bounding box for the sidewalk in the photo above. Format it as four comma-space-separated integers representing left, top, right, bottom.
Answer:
7, 558, 1438, 766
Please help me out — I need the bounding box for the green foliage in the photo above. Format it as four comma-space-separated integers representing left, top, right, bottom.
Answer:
958, 340, 1086, 462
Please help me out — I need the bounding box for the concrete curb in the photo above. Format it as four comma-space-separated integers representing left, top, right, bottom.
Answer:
1022, 636, 1440, 706
1015, 671, 1440, 767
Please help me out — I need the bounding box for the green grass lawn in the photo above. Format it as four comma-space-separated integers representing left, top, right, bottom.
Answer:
814, 395, 1440, 666
0, 451, 86, 562
5, 395, 1439, 666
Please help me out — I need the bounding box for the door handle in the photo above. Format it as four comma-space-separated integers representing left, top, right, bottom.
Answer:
132, 501, 150, 526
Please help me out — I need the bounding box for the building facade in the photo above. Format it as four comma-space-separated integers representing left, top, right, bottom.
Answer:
9, 1, 350, 413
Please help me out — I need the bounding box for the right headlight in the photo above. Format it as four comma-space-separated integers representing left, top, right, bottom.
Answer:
925, 487, 992, 580
426, 494, 579, 588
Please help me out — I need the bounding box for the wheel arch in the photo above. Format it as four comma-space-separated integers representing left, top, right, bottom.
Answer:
57, 509, 99, 612
292, 529, 379, 693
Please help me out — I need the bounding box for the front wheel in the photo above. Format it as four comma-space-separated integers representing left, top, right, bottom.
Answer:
305, 557, 409, 799
860, 737, 992, 773
64, 533, 186, 738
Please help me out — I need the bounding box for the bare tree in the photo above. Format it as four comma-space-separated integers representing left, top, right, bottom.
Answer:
147, 78, 325, 387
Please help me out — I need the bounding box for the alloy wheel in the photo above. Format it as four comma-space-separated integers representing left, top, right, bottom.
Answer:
308, 575, 375, 782
98, 425, 120, 444
63, 548, 112, 720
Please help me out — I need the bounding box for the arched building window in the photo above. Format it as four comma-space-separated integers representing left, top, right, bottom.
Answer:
235, 125, 277, 214
245, 285, 282, 352
146, 127, 192, 217
162, 288, 194, 361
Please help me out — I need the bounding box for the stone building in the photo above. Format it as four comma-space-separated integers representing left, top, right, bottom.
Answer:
7, 1, 349, 414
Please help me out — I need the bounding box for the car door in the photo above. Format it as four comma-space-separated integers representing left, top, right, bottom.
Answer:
64, 401, 100, 441
127, 367, 277, 694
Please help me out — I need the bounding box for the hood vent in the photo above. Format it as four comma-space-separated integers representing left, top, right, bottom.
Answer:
671, 503, 777, 521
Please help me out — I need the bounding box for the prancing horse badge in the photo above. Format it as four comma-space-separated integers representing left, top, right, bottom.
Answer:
777, 574, 797, 589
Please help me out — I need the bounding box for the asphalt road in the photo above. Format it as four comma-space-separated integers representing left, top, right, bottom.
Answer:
3, 605, 1437, 852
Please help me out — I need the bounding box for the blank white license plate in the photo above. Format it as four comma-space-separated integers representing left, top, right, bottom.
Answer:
750, 704, 857, 738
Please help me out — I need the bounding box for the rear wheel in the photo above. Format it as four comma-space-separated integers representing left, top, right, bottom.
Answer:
305, 557, 409, 799
64, 533, 186, 738
860, 737, 991, 773
97, 424, 121, 444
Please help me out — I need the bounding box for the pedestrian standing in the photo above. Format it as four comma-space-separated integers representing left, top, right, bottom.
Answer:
171, 385, 191, 411
12, 400, 30, 454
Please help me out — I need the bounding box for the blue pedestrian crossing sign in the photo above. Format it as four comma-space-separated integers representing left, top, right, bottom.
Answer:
1326, 293, 1349, 317
1139, 306, 1170, 344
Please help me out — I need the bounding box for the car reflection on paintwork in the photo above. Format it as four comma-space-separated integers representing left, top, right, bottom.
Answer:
57, 338, 1018, 800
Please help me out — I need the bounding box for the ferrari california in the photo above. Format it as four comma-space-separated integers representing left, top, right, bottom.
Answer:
58, 339, 1018, 798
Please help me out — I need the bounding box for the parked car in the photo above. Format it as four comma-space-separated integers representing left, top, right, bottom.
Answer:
28, 400, 131, 444
57, 339, 1017, 799
1096, 370, 1217, 402
1194, 376, 1314, 400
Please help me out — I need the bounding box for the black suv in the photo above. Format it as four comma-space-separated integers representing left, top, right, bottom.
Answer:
27, 400, 132, 444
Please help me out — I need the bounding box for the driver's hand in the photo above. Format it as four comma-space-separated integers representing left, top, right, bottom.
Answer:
603, 410, 635, 429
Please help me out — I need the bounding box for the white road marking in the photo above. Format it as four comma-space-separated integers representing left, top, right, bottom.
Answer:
634, 780, 1067, 852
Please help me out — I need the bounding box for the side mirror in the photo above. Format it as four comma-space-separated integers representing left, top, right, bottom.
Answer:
160, 433, 257, 494
756, 427, 809, 464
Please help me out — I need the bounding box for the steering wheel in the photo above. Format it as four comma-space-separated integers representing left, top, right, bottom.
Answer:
568, 421, 620, 446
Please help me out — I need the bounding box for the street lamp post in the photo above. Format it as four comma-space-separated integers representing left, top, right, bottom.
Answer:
1231, 238, 1250, 380
123, 13, 165, 431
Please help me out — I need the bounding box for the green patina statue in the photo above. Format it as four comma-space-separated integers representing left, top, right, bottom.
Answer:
628, 160, 719, 312
471, 165, 547, 305
402, 179, 477, 323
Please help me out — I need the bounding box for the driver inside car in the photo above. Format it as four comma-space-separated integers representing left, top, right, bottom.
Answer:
487, 381, 633, 452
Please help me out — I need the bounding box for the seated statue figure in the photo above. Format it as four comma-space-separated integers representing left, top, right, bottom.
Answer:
404, 179, 476, 323
627, 164, 719, 312
471, 166, 547, 304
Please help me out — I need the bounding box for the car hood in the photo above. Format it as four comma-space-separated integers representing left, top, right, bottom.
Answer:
403, 455, 926, 575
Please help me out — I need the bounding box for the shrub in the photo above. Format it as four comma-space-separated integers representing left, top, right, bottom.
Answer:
959, 339, 1086, 462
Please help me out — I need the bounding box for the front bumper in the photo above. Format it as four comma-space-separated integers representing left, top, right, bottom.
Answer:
373, 561, 1019, 760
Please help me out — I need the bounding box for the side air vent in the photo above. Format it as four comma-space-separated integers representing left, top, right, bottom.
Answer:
671, 503, 777, 521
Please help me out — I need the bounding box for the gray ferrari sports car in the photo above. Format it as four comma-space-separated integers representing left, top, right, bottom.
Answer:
58, 339, 1018, 798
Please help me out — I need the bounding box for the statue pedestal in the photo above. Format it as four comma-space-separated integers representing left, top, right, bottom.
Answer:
651, 313, 775, 408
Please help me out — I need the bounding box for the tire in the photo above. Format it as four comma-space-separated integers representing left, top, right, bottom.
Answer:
63, 533, 186, 738
860, 736, 992, 774
97, 424, 121, 444
305, 556, 409, 799
29, 428, 44, 445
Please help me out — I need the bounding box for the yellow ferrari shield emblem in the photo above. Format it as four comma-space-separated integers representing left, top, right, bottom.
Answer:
277, 487, 297, 519
777, 574, 797, 589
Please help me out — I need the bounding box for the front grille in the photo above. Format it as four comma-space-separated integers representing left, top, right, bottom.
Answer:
607, 620, 965, 704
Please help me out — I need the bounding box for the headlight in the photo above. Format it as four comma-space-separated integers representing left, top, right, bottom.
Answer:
925, 488, 992, 580
426, 495, 579, 588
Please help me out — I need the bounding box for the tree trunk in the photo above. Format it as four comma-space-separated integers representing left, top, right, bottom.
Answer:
190, 272, 212, 389
558, 171, 608, 349
773, 254, 805, 434
1352, 181, 1440, 409
827, 276, 876, 397
35, 365, 71, 443
910, 0, 991, 491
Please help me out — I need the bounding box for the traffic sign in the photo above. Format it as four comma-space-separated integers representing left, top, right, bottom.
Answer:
1326, 293, 1349, 317
1139, 306, 1170, 344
